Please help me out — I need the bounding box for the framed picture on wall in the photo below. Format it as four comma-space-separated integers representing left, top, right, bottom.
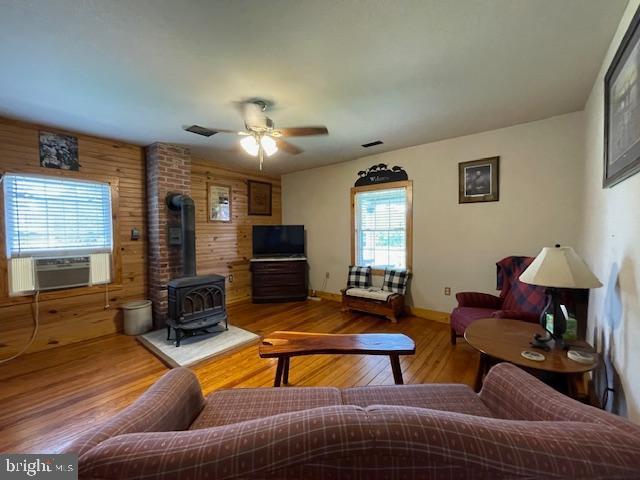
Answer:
458, 156, 500, 203
247, 180, 272, 216
208, 183, 232, 222
604, 5, 640, 188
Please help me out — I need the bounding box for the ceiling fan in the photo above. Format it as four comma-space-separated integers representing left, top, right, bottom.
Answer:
183, 99, 328, 170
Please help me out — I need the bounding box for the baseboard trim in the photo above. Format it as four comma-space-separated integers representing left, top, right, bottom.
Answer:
309, 290, 342, 302
227, 296, 251, 307
405, 306, 450, 324
310, 290, 450, 324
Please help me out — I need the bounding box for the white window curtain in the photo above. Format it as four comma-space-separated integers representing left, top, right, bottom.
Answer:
355, 187, 407, 269
3, 174, 113, 258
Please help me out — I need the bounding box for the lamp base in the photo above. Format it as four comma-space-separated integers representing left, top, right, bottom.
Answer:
531, 287, 568, 352
530, 332, 565, 351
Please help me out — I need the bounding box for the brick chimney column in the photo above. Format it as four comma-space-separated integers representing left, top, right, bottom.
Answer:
145, 143, 191, 328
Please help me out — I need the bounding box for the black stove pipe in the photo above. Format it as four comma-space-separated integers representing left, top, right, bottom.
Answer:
166, 193, 196, 277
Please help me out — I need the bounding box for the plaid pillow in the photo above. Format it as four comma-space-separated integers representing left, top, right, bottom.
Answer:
382, 269, 409, 294
347, 266, 372, 288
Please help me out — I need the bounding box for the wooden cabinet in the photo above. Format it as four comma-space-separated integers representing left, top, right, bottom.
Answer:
251, 259, 307, 303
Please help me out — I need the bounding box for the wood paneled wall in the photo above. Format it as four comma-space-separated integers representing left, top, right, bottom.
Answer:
0, 117, 147, 357
191, 157, 282, 304
0, 117, 281, 357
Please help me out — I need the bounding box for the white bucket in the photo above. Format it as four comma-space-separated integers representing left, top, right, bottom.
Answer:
122, 300, 153, 335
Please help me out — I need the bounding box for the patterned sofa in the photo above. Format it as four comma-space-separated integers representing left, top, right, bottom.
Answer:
67, 363, 640, 479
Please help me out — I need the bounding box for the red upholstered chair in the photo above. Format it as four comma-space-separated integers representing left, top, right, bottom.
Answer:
450, 256, 547, 345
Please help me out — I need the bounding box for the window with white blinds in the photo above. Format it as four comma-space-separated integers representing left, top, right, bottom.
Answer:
354, 185, 410, 270
3, 174, 113, 258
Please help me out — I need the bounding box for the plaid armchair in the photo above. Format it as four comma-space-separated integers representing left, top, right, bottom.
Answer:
450, 256, 547, 345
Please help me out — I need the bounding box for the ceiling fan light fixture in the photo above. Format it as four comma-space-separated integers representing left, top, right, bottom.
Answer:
260, 135, 278, 156
240, 135, 259, 156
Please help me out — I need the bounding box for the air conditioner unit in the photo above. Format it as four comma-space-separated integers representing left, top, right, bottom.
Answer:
35, 256, 91, 291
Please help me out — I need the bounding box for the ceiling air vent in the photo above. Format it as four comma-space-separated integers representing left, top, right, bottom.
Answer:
362, 140, 383, 148
185, 125, 217, 137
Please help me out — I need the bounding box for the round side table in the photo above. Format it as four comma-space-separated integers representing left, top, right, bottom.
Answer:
464, 318, 598, 399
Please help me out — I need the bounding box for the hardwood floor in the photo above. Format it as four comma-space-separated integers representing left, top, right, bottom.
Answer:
0, 299, 480, 453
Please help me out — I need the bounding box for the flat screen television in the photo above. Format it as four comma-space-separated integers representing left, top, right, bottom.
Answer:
253, 225, 305, 257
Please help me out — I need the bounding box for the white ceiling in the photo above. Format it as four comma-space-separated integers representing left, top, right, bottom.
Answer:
0, 0, 628, 174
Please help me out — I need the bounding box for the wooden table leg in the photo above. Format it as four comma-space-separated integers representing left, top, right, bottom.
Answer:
389, 354, 404, 385
474, 353, 487, 392
566, 372, 588, 401
283, 357, 290, 385
274, 357, 284, 387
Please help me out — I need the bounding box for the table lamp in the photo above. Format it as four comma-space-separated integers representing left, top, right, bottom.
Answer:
519, 244, 602, 349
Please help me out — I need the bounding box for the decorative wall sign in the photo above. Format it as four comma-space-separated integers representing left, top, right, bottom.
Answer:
247, 180, 272, 216
208, 183, 232, 222
39, 131, 79, 171
354, 164, 408, 186
458, 156, 500, 204
604, 5, 640, 188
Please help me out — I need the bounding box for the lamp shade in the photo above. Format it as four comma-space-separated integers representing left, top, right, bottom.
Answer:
519, 245, 602, 289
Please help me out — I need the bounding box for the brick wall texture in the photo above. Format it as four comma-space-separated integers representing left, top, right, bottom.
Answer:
145, 143, 192, 328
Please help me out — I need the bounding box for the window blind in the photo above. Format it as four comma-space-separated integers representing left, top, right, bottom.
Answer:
355, 187, 407, 269
3, 174, 113, 258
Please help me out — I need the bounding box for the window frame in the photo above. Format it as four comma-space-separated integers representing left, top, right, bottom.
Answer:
0, 168, 121, 302
3, 173, 114, 258
350, 180, 413, 274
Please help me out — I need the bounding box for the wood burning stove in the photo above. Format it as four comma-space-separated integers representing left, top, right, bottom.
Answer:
166, 274, 227, 346
166, 192, 228, 346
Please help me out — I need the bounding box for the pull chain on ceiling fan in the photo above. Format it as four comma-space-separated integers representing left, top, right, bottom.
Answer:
183, 99, 329, 171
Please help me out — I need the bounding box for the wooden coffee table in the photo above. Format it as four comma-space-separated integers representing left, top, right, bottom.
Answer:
259, 331, 416, 387
464, 318, 598, 398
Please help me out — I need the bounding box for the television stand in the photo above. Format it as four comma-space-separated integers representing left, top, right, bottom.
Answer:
251, 255, 307, 261
250, 258, 307, 303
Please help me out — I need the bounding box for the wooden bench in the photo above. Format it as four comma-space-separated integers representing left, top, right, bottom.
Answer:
259, 331, 416, 386
341, 288, 405, 323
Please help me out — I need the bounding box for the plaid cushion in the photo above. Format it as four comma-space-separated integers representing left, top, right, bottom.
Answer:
382, 269, 409, 294
347, 266, 372, 288
342, 384, 495, 417
190, 387, 341, 429
497, 256, 546, 315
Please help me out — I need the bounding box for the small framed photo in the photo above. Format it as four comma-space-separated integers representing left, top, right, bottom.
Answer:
208, 183, 232, 222
458, 156, 499, 204
247, 180, 272, 216
39, 131, 79, 171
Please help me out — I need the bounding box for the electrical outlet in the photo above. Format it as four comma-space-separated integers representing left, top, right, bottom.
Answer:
444, 287, 451, 296
228, 274, 234, 283
325, 272, 330, 279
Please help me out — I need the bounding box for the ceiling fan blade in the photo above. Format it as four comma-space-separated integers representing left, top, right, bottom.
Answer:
276, 126, 329, 137
183, 125, 242, 137
276, 138, 304, 155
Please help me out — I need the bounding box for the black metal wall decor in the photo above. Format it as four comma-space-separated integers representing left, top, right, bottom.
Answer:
354, 164, 408, 186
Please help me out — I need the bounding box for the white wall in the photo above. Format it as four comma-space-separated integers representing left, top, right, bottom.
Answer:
581, 0, 640, 423
283, 112, 585, 313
